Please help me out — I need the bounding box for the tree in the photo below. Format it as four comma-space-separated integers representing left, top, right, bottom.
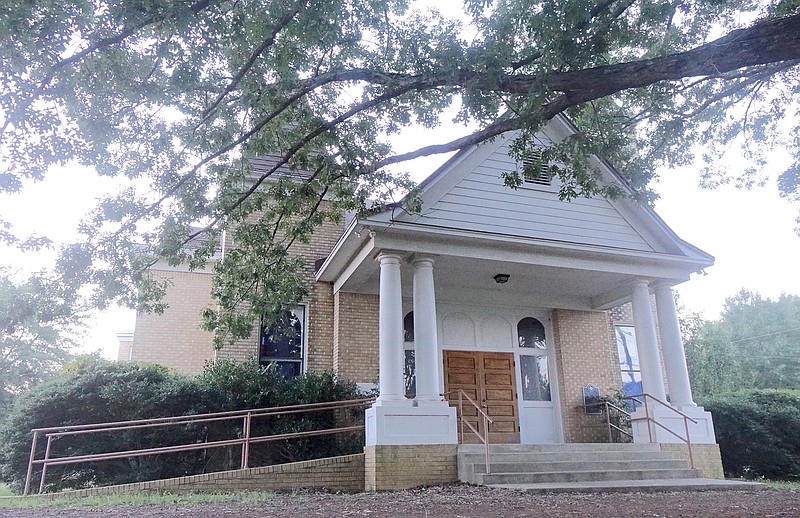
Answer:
684, 289, 800, 399
1, 1, 799, 345
0, 269, 83, 410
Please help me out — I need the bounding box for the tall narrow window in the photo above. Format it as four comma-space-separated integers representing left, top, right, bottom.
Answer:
517, 317, 551, 401
615, 325, 641, 405
259, 307, 305, 377
403, 311, 416, 398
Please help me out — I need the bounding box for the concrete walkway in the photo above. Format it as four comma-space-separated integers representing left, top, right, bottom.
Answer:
489, 477, 767, 493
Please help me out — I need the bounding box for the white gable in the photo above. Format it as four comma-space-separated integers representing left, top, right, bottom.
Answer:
387, 127, 657, 253
421, 141, 651, 251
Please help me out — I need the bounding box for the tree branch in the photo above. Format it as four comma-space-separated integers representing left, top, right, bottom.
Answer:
198, 1, 305, 123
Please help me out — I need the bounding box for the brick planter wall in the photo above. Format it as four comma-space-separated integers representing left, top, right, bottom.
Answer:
364, 444, 457, 491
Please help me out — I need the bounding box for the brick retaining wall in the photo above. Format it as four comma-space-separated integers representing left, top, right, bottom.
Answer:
41, 454, 365, 497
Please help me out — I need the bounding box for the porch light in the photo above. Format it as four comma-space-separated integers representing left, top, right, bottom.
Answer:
493, 274, 510, 284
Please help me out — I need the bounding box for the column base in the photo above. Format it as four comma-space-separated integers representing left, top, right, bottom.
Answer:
632, 405, 717, 444
365, 401, 458, 446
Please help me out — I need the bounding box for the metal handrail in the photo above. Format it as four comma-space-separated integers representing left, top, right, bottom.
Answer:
584, 400, 634, 442
442, 389, 494, 474
626, 393, 698, 469
24, 398, 373, 495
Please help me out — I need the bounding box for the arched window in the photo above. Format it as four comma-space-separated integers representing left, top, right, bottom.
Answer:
518, 317, 547, 349
403, 311, 415, 342
517, 317, 551, 401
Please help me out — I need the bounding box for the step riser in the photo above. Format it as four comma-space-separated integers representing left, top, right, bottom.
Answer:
460, 452, 683, 463
471, 460, 689, 474
480, 469, 700, 485
459, 444, 663, 454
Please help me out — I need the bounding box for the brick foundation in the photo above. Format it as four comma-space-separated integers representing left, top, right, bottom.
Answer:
364, 444, 457, 491
661, 443, 724, 479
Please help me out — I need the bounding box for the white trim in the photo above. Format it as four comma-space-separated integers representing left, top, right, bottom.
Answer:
257, 304, 308, 376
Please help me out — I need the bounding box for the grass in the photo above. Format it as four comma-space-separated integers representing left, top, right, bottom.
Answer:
0, 484, 12, 497
764, 479, 800, 490
0, 488, 276, 509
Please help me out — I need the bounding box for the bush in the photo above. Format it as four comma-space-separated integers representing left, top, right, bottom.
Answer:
0, 357, 364, 494
702, 389, 800, 480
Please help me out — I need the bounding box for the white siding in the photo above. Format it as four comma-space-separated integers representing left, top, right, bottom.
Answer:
411, 142, 654, 252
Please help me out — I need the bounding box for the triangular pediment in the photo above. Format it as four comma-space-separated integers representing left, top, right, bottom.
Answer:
370, 117, 683, 255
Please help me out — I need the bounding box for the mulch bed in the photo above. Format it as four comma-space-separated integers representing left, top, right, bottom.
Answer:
3, 484, 799, 517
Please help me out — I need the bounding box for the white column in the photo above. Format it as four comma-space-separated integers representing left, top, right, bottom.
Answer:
412, 256, 441, 402
377, 253, 405, 402
654, 284, 696, 409
630, 280, 667, 402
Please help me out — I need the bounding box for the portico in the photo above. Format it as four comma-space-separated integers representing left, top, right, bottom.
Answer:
315, 115, 720, 488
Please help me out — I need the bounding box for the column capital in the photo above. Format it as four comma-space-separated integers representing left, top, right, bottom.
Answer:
377, 252, 403, 266
632, 279, 652, 290
652, 282, 675, 293
411, 254, 436, 268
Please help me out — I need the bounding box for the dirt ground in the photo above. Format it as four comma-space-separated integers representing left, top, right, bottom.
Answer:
3, 485, 800, 517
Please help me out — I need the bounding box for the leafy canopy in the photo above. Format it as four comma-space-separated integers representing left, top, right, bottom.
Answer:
684, 289, 800, 398
1, 0, 799, 345
0, 269, 83, 410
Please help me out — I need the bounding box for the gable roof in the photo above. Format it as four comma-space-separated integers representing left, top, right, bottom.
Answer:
364, 114, 710, 261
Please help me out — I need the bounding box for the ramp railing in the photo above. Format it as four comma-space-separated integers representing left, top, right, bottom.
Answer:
24, 398, 373, 495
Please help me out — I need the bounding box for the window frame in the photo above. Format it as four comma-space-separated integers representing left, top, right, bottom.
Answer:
258, 304, 308, 377
614, 323, 642, 408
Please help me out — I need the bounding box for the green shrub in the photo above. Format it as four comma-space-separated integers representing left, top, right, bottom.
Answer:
0, 357, 364, 494
702, 389, 800, 480
196, 359, 364, 469
0, 357, 205, 493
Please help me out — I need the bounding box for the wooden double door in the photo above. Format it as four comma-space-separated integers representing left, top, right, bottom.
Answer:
443, 350, 520, 443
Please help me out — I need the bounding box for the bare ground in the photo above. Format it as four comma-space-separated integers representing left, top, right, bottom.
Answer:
3, 485, 799, 517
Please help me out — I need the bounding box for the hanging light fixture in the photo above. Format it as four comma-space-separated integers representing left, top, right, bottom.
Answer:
493, 274, 510, 284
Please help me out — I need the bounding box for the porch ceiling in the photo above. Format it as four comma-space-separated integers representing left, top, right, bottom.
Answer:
319, 223, 709, 310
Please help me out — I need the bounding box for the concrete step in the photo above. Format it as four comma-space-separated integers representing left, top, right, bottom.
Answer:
460, 451, 684, 464
459, 443, 663, 454
471, 459, 690, 474
480, 468, 701, 485
488, 478, 767, 493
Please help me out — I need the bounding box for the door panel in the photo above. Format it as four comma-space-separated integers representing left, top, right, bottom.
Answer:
444, 350, 520, 443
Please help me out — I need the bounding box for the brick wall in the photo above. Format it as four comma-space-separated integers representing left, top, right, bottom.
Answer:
552, 309, 622, 443
661, 443, 724, 479
214, 209, 345, 372
129, 268, 216, 374
44, 454, 365, 497
364, 444, 457, 491
333, 291, 380, 383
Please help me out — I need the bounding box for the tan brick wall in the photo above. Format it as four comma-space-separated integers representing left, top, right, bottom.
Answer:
215, 208, 345, 372
552, 309, 622, 443
129, 269, 216, 374
661, 443, 724, 479
334, 292, 380, 383
364, 444, 457, 491
42, 454, 365, 497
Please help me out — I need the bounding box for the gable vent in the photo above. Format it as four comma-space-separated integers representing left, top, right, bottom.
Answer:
521, 149, 551, 186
